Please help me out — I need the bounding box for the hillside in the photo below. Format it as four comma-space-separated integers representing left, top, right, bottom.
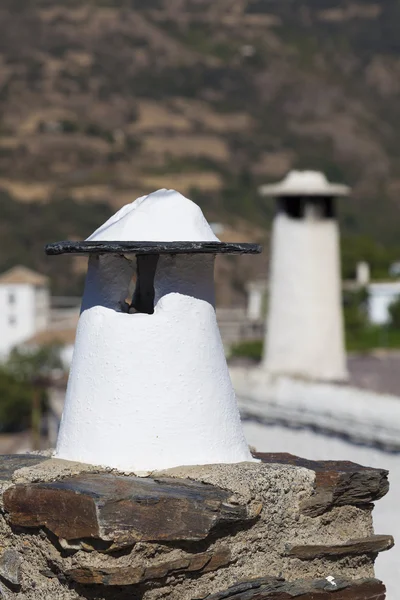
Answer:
0, 0, 400, 300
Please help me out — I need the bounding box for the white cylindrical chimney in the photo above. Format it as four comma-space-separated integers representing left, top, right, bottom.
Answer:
46, 189, 261, 472
259, 171, 350, 382
356, 261, 370, 287
246, 282, 266, 321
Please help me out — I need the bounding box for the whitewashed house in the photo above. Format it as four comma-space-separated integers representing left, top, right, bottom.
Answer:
0, 266, 50, 357
367, 282, 400, 325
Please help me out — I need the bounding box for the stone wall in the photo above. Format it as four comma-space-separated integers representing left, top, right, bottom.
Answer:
0, 453, 392, 599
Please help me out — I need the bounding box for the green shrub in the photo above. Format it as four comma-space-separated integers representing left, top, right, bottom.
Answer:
0, 368, 32, 432
230, 340, 263, 361
60, 119, 79, 134
346, 326, 400, 353
0, 344, 64, 433
389, 297, 400, 329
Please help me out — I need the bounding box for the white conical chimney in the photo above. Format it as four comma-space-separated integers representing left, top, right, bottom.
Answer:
46, 189, 261, 472
259, 171, 350, 382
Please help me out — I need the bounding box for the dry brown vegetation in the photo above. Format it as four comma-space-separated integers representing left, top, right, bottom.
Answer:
0, 0, 399, 298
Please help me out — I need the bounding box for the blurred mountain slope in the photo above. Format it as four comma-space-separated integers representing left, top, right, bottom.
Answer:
0, 0, 399, 298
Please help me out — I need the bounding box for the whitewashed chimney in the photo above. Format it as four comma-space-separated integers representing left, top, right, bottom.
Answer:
259, 171, 350, 382
46, 189, 261, 472
246, 281, 266, 321
356, 261, 370, 287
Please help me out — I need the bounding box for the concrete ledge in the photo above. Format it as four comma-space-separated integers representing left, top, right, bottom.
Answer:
232, 368, 400, 451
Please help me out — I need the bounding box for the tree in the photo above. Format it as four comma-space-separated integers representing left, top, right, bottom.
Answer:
0, 368, 32, 432
389, 296, 400, 329
343, 288, 369, 335
6, 344, 63, 382
0, 344, 64, 434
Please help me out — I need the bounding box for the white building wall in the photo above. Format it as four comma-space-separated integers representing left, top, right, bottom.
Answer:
60, 344, 74, 369
0, 284, 37, 357
34, 286, 50, 331
0, 282, 51, 357
263, 211, 347, 381
246, 282, 266, 321
368, 282, 400, 325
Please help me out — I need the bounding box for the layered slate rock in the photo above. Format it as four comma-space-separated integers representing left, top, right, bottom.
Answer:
0, 455, 47, 482
45, 241, 262, 256
3, 473, 251, 548
254, 453, 389, 517
0, 454, 392, 599
0, 549, 22, 587
288, 535, 394, 560
195, 577, 386, 599
67, 548, 231, 585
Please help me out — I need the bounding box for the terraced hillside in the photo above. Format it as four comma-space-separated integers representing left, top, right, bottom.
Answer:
0, 0, 400, 299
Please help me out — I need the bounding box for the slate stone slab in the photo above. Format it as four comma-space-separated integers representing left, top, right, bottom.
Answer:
195, 577, 386, 599
288, 535, 394, 560
254, 453, 389, 517
45, 241, 262, 256
3, 474, 250, 547
0, 549, 22, 586
0, 455, 47, 482
67, 548, 231, 585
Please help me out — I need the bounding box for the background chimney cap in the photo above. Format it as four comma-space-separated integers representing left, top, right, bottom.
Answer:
259, 170, 350, 198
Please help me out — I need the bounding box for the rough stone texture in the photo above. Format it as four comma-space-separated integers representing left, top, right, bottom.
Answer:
66, 548, 231, 585
254, 453, 389, 517
195, 577, 386, 599
11, 457, 110, 484
45, 241, 262, 256
288, 536, 394, 560
0, 548, 22, 586
0, 453, 391, 600
0, 454, 48, 506
0, 455, 47, 482
4, 474, 252, 547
